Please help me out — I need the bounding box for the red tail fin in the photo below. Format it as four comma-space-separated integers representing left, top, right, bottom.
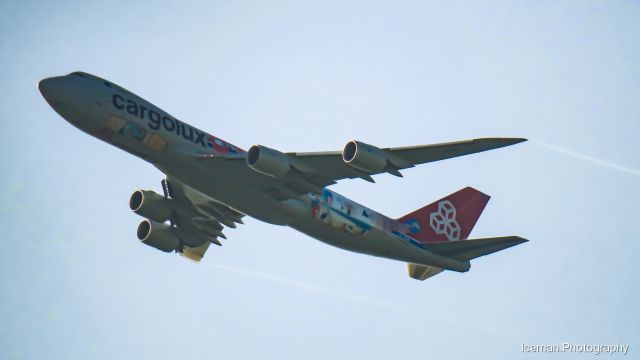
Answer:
397, 187, 490, 243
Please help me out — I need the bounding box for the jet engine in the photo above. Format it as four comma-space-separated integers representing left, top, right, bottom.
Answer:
246, 145, 291, 178
136, 219, 180, 252
342, 140, 388, 173
129, 190, 172, 223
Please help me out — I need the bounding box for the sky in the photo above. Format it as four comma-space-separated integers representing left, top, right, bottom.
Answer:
1, 1, 639, 359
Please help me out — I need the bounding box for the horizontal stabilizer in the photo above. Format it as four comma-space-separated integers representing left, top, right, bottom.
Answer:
180, 241, 211, 262
407, 263, 444, 281
422, 236, 528, 261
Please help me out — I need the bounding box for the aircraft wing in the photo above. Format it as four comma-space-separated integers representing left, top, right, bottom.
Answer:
165, 177, 244, 261
290, 137, 526, 182
200, 137, 525, 201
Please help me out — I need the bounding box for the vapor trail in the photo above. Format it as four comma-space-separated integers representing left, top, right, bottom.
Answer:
202, 263, 511, 336
203, 262, 396, 308
539, 142, 640, 178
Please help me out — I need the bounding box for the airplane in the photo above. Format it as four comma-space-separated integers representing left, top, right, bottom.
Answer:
38, 71, 528, 281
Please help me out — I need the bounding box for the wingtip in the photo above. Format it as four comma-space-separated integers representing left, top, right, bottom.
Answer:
512, 236, 529, 244
476, 137, 528, 148
506, 137, 528, 145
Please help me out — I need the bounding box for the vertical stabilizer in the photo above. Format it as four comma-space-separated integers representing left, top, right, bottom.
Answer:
397, 187, 490, 243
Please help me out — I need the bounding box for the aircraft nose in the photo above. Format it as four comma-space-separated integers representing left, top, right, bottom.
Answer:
38, 76, 69, 107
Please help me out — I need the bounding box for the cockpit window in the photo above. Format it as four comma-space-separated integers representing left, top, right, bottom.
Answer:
70, 72, 86, 78
103, 81, 112, 88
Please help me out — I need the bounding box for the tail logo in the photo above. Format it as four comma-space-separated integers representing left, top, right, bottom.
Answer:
429, 200, 461, 241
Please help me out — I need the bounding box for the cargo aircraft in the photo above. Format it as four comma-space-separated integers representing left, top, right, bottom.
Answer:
39, 71, 527, 280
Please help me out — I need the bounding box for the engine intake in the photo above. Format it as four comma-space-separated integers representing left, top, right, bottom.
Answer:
136, 219, 180, 252
129, 190, 172, 222
246, 145, 291, 178
342, 140, 388, 173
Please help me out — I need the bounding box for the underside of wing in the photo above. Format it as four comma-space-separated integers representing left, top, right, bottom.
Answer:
292, 138, 527, 181
384, 138, 527, 165
197, 137, 526, 202
163, 177, 245, 260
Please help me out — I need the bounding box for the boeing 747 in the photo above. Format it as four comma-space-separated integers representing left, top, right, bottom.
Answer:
39, 71, 527, 280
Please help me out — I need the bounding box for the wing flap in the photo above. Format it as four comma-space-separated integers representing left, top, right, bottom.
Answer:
165, 177, 245, 260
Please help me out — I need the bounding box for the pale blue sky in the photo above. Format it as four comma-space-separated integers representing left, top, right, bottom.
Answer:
1, 1, 638, 359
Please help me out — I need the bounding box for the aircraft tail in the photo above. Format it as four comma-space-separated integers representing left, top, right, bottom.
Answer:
397, 187, 490, 243
422, 236, 528, 261
406, 236, 528, 280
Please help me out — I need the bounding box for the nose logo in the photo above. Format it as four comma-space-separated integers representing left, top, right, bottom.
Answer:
429, 200, 461, 241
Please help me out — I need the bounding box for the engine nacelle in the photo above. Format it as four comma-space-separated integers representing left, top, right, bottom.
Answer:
342, 140, 388, 173
129, 190, 172, 223
246, 145, 291, 178
136, 219, 180, 252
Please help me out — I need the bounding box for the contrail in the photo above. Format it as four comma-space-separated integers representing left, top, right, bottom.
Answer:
202, 262, 397, 308
202, 263, 510, 337
539, 142, 640, 178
